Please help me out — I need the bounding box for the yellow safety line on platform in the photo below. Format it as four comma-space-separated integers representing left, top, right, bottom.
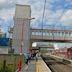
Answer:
36, 61, 42, 72
36, 60, 50, 72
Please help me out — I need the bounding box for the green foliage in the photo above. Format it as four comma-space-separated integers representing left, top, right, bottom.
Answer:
0, 54, 25, 72
0, 66, 12, 72
0, 60, 12, 72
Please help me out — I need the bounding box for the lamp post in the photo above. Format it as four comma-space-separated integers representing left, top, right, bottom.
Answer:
18, 17, 35, 72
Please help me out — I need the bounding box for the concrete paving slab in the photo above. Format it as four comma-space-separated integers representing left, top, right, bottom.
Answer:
20, 60, 36, 72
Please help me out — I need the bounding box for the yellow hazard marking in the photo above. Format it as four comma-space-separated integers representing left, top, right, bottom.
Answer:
36, 60, 50, 72
36, 61, 43, 72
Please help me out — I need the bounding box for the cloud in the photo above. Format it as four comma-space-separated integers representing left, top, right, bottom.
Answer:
60, 10, 72, 26
66, 0, 72, 4
0, 0, 15, 29
17, 0, 29, 4
0, 8, 15, 21
0, 17, 14, 32
0, 0, 6, 3
0, 0, 16, 10
0, 0, 16, 22
0, 0, 72, 32
29, 0, 72, 28
0, 2, 14, 32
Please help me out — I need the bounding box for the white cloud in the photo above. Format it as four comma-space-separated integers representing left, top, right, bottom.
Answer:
0, 0, 16, 22
0, 7, 14, 32
0, 0, 16, 10
0, 0, 6, 3
17, 0, 29, 4
66, 0, 72, 4
30, 0, 59, 26
0, 8, 15, 21
29, 0, 72, 27
60, 10, 72, 26
44, 9, 64, 24
0, 0, 72, 30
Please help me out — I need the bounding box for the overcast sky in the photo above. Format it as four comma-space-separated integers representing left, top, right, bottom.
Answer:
0, 0, 72, 32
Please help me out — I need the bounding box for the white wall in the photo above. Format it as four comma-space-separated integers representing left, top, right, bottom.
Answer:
0, 47, 8, 54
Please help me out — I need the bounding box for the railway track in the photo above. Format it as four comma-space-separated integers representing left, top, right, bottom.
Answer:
42, 55, 72, 72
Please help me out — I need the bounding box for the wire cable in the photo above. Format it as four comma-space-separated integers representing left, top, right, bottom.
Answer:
41, 0, 46, 39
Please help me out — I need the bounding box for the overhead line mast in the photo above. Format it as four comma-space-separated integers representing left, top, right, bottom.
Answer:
41, 0, 46, 39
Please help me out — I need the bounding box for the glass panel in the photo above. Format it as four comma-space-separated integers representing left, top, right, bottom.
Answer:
32, 32, 35, 35
43, 32, 46, 36
46, 32, 49, 36
38, 32, 42, 35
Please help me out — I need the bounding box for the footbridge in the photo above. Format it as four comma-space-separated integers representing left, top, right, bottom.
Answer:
31, 28, 72, 42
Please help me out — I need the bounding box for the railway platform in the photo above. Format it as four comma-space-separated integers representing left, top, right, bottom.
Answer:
36, 57, 51, 72
16, 56, 51, 72
20, 60, 36, 72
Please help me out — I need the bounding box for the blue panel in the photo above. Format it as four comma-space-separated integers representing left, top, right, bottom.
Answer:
0, 38, 10, 46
